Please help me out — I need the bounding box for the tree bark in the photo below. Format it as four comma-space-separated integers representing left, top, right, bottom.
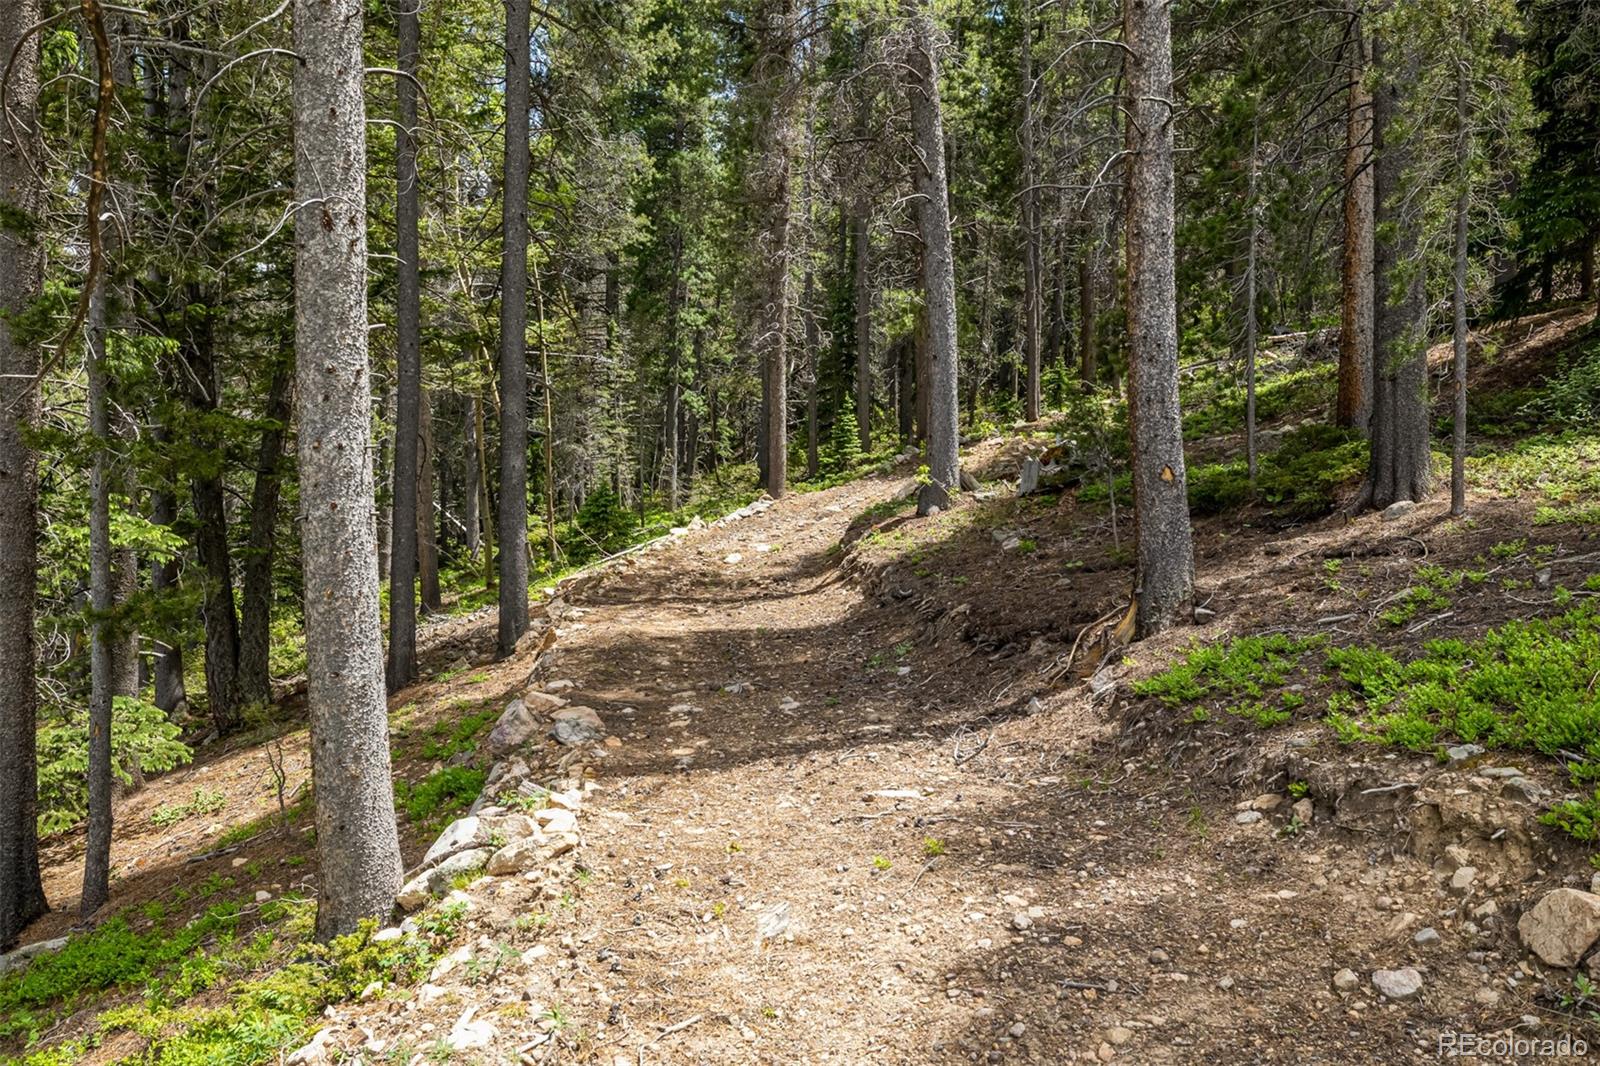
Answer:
388, 0, 422, 688
293, 0, 404, 941
417, 390, 441, 612
1244, 115, 1260, 486
753, 0, 797, 500
853, 205, 872, 453
463, 393, 482, 558
1451, 48, 1469, 517
901, 0, 961, 514
498, 0, 532, 656
1019, 0, 1042, 422
1078, 247, 1097, 384
1360, 35, 1430, 511
0, 0, 48, 946
1337, 3, 1374, 430
238, 356, 293, 708
83, 249, 115, 919
1124, 0, 1195, 637
149, 474, 186, 714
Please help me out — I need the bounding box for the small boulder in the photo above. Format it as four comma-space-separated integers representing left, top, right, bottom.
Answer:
0, 936, 69, 977
395, 848, 493, 911
422, 816, 483, 868
486, 838, 546, 875
549, 706, 605, 746
1449, 866, 1478, 896
486, 698, 538, 755
536, 807, 578, 835
1517, 888, 1600, 968
1371, 967, 1424, 1001
523, 690, 569, 714
1381, 500, 1417, 520
1332, 968, 1360, 993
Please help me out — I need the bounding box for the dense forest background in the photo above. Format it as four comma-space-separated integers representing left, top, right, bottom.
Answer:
4, 0, 1600, 989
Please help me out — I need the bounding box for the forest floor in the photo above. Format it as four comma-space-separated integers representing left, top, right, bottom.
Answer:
10, 304, 1600, 1066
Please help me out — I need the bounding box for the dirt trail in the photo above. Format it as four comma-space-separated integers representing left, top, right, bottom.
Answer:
499, 469, 1559, 1065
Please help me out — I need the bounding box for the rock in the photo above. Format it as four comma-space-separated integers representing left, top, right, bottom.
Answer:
1445, 743, 1484, 764
1291, 798, 1314, 825
1234, 810, 1263, 825
447, 1008, 496, 1051
724, 553, 743, 564
1251, 793, 1286, 812
1106, 1027, 1134, 1045
756, 901, 792, 943
1413, 927, 1441, 947
546, 788, 584, 812
1450, 866, 1478, 896
1096, 1042, 1116, 1062
484, 813, 540, 841
1517, 888, 1600, 968
1011, 912, 1033, 931
285, 1028, 336, 1066
372, 927, 403, 943
396, 849, 493, 911
544, 679, 576, 692
1474, 987, 1501, 1007
0, 936, 69, 976
255, 890, 272, 903
423, 816, 484, 868
535, 807, 578, 835
550, 719, 603, 746
522, 690, 569, 714
1381, 500, 1416, 520
549, 706, 605, 746
486, 699, 538, 754
1332, 968, 1360, 993
1149, 948, 1171, 965
486, 837, 547, 875
1371, 968, 1424, 1001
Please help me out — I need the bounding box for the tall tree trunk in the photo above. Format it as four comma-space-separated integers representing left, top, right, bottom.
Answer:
1124, 0, 1194, 638
1451, 48, 1469, 518
464, 393, 481, 558
388, 0, 422, 688
0, 0, 48, 945
901, 0, 961, 515
1244, 115, 1260, 486
1019, 0, 1042, 422
853, 205, 872, 453
804, 265, 819, 478
1337, 3, 1374, 430
753, 0, 796, 500
292, 0, 404, 941
1078, 247, 1097, 384
417, 391, 441, 612
149, 473, 186, 714
83, 254, 115, 918
1359, 36, 1430, 511
238, 356, 293, 707
498, 0, 532, 656
896, 335, 915, 441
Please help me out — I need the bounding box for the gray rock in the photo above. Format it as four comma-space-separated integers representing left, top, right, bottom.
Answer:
1332, 968, 1360, 993
422, 816, 483, 868
486, 698, 538, 754
1291, 797, 1314, 825
1413, 927, 1441, 947
0, 935, 69, 976
485, 837, 547, 875
522, 690, 569, 714
1518, 888, 1600, 968
550, 718, 604, 746
1371, 967, 1424, 1001
1445, 744, 1484, 764
1381, 500, 1416, 520
1234, 810, 1263, 825
396, 848, 493, 911
1450, 866, 1478, 895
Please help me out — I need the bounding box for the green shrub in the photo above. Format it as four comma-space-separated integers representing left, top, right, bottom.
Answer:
395, 767, 485, 822
36, 696, 191, 835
